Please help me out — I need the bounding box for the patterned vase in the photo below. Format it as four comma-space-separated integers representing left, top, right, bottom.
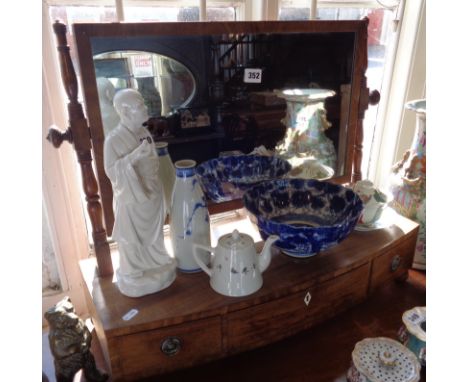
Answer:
170, 160, 211, 272
275, 88, 337, 171
155, 142, 175, 218
389, 99, 426, 270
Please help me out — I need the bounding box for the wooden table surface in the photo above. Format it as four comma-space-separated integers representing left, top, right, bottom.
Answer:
43, 270, 425, 382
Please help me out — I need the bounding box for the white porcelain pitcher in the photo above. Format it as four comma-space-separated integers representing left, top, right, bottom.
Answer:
193, 230, 279, 297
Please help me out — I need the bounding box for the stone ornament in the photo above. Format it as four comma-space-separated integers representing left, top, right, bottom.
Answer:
104, 88, 176, 297
44, 297, 108, 382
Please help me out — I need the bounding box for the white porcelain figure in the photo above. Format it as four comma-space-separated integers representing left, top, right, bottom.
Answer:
96, 77, 120, 136
170, 159, 211, 272
103, 88, 176, 298
193, 229, 279, 297
154, 142, 175, 218
353, 180, 389, 227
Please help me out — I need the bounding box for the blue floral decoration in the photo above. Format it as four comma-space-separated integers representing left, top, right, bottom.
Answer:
196, 155, 292, 202
243, 179, 363, 258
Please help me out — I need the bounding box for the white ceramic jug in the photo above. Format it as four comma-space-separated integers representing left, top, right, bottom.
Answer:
193, 229, 279, 297
170, 159, 211, 272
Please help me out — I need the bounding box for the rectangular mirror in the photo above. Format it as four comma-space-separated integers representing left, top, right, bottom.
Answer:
73, 21, 369, 235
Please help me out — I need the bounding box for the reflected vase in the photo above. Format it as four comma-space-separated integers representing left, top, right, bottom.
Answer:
275, 89, 337, 171
170, 160, 211, 272
389, 99, 426, 270
155, 142, 175, 218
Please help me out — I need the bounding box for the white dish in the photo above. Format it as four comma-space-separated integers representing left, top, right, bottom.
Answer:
355, 208, 397, 232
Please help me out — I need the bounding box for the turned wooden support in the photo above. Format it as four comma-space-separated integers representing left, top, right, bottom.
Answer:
50, 21, 113, 277
352, 17, 380, 183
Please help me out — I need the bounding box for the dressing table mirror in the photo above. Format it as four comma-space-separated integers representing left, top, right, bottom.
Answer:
49, 19, 378, 277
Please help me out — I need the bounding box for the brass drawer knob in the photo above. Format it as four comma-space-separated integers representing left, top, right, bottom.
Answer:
161, 337, 182, 356
391, 255, 401, 272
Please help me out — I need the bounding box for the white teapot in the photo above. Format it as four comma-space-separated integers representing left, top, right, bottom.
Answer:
193, 230, 279, 297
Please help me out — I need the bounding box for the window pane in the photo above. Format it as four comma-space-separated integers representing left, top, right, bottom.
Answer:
125, 7, 180, 21
42, 202, 62, 295
279, 2, 395, 178
279, 0, 310, 20
318, 7, 393, 177
48, 5, 118, 86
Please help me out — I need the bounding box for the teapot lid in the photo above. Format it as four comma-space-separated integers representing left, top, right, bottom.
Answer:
352, 337, 420, 382
218, 229, 254, 251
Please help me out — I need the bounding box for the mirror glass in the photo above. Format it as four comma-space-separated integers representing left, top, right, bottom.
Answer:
90, 32, 355, 177
94, 51, 196, 136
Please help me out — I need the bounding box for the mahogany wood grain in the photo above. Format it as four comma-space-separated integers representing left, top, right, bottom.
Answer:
80, 214, 417, 338
369, 235, 417, 292
350, 17, 369, 183
114, 317, 222, 380
51, 22, 113, 277
80, 214, 418, 380
43, 269, 425, 382
226, 263, 369, 353
152, 270, 426, 382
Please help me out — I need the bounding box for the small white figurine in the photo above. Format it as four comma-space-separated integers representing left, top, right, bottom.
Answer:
104, 88, 176, 298
96, 77, 121, 136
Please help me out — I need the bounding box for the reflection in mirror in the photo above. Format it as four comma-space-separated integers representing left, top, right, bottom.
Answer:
90, 33, 354, 178
94, 51, 196, 136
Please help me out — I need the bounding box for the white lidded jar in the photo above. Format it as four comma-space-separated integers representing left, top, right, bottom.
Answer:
154, 141, 175, 218
170, 159, 211, 272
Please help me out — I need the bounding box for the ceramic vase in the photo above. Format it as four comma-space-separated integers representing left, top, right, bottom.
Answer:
155, 142, 176, 218
389, 99, 426, 270
398, 306, 426, 367
170, 159, 211, 272
275, 89, 337, 171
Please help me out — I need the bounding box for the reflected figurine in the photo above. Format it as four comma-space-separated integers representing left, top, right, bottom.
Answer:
104, 88, 176, 297
96, 77, 120, 136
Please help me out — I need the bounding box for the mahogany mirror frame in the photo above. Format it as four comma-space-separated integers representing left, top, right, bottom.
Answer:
49, 19, 375, 277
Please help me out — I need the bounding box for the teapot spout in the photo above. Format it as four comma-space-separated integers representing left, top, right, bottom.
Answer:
259, 235, 279, 273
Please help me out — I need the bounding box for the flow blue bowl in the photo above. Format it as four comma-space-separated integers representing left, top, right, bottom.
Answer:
243, 178, 363, 258
196, 155, 292, 202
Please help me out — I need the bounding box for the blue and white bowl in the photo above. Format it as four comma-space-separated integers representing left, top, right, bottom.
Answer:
243, 178, 363, 258
196, 155, 292, 202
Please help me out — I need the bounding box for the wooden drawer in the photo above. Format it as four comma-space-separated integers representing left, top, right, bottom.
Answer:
370, 236, 417, 291
111, 317, 222, 381
226, 264, 370, 354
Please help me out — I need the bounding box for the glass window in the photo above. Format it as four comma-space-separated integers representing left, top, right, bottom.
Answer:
279, 0, 310, 20
279, 0, 396, 178
317, 6, 394, 177
42, 201, 62, 296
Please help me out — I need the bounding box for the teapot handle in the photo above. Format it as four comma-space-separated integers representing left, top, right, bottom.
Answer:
192, 243, 214, 277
